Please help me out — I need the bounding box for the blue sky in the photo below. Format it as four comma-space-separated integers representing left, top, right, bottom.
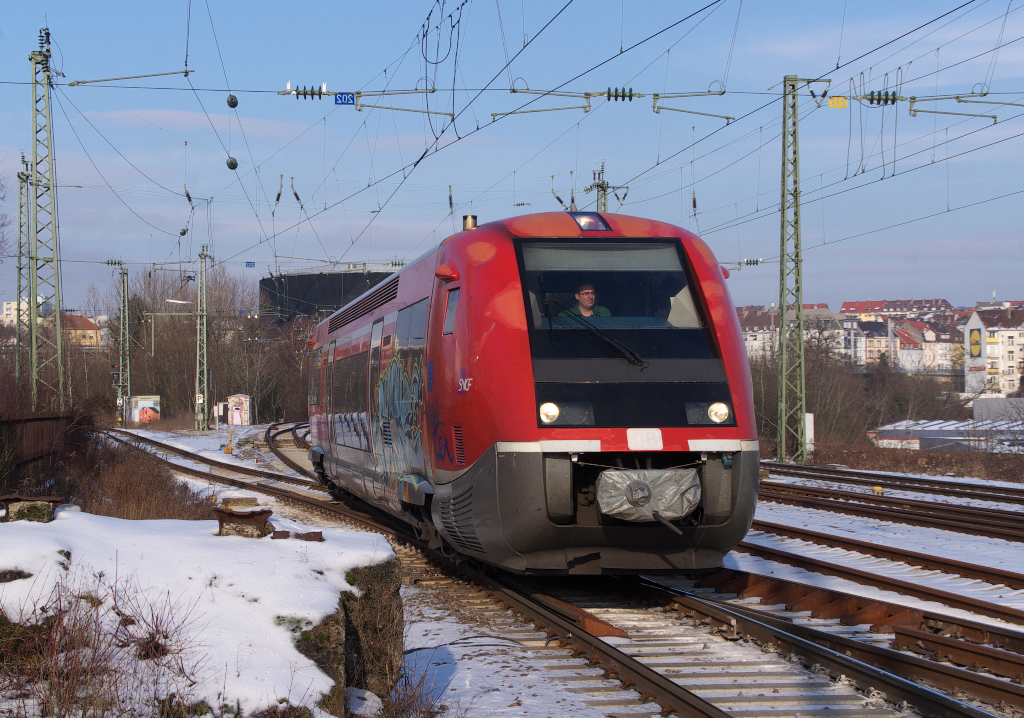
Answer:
1, 0, 1022, 310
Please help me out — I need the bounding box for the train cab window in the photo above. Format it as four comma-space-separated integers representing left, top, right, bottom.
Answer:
517, 239, 717, 360
442, 288, 460, 335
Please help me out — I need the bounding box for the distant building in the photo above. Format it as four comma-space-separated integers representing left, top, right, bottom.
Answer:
897, 319, 961, 374
840, 298, 953, 321
964, 308, 1024, 394
738, 309, 778, 359
63, 315, 103, 348
258, 268, 395, 324
975, 298, 1024, 311
2, 299, 28, 328
894, 326, 923, 370
843, 319, 866, 365
735, 304, 842, 360
858, 321, 901, 364
869, 418, 1024, 452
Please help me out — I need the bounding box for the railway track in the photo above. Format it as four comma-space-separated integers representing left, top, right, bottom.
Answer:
265, 422, 317, 480
758, 483, 1024, 543
749, 520, 1024, 591
105, 424, 1024, 717
761, 462, 1024, 507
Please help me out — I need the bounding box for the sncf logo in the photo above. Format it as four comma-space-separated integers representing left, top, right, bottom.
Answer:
458, 368, 473, 394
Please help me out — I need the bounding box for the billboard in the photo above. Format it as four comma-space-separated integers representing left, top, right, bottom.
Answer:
128, 395, 161, 424
969, 328, 982, 358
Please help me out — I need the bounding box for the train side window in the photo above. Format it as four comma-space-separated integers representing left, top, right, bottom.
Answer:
397, 298, 429, 348
442, 288, 460, 335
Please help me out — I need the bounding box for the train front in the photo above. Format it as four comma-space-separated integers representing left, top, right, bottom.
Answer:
427, 211, 758, 574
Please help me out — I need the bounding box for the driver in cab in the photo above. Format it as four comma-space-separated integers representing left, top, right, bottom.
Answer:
562, 282, 610, 318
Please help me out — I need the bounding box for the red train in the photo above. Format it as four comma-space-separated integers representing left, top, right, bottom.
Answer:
307, 211, 758, 574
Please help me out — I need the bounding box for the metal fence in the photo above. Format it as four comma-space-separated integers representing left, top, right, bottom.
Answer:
0, 414, 71, 467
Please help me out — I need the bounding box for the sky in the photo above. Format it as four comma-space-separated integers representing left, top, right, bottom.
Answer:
1, 0, 1022, 312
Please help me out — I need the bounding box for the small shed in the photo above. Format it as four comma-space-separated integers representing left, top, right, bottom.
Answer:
226, 395, 252, 426
128, 396, 161, 424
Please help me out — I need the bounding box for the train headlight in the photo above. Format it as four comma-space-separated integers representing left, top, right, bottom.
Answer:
708, 402, 730, 424
539, 402, 560, 424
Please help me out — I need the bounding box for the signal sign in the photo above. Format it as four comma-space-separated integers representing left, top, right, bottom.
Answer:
828, 96, 848, 109
335, 93, 355, 106
245, 261, 255, 268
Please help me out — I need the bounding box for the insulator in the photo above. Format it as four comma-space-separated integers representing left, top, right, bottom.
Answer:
628, 87, 633, 101
226, 94, 238, 108
607, 87, 612, 100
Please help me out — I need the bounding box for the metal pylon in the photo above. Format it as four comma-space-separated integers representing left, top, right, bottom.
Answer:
583, 162, 627, 213
28, 28, 65, 410
195, 246, 210, 430
777, 75, 806, 463
109, 261, 132, 422
16, 156, 30, 384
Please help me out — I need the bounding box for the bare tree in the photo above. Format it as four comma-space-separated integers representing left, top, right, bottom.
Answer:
0, 172, 12, 263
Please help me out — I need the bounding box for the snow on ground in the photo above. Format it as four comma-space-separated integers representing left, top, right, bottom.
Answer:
740, 499, 1024, 629
123, 425, 302, 478
0, 511, 394, 714
765, 474, 1024, 512
770, 465, 1024, 491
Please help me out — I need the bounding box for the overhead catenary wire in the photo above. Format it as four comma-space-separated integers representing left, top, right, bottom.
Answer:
52, 90, 177, 237
34, 0, 1024, 290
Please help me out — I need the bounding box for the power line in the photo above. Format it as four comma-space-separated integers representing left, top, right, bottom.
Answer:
52, 90, 177, 236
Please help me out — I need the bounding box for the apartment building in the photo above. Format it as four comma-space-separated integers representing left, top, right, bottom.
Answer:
964, 308, 1024, 394
840, 298, 953, 321
859, 321, 901, 364
897, 319, 961, 374
738, 308, 778, 359
1, 300, 26, 328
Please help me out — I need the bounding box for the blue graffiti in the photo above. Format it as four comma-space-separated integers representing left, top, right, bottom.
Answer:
427, 395, 453, 463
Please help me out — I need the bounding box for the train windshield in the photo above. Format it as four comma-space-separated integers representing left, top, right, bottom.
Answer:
518, 239, 717, 360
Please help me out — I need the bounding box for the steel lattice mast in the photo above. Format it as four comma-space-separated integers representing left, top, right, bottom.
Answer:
777, 75, 807, 463
106, 260, 132, 422
16, 156, 30, 384
195, 245, 210, 430
28, 28, 65, 410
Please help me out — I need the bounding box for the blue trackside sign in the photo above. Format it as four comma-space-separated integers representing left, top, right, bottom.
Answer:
335, 93, 355, 106
245, 262, 255, 268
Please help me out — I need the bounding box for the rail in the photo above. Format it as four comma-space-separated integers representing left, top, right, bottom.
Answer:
761, 461, 1024, 504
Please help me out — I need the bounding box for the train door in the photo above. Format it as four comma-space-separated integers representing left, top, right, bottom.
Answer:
367, 321, 385, 500
325, 340, 337, 457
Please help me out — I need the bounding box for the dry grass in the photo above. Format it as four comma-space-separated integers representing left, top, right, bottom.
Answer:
342, 560, 404, 700
383, 667, 469, 718
2, 437, 211, 522
0, 569, 207, 716
49, 441, 213, 521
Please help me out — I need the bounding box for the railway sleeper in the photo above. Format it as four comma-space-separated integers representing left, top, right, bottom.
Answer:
695, 570, 926, 634
894, 626, 1024, 683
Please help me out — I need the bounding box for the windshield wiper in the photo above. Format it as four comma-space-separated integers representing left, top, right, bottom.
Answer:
542, 296, 646, 368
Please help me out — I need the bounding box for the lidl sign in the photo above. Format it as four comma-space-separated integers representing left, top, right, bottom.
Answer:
969, 328, 982, 358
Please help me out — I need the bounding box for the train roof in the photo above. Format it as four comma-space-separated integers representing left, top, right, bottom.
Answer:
317, 211, 698, 332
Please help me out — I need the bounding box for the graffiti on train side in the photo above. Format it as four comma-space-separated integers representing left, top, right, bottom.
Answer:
426, 395, 453, 464
370, 352, 427, 479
